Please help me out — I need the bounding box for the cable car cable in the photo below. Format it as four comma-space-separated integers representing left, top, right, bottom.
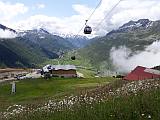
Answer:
77, 0, 122, 35
76, 0, 102, 35
71, 0, 122, 59
95, 0, 122, 30
85, 0, 102, 25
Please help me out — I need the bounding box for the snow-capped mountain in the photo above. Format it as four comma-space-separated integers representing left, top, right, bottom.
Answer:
0, 24, 17, 33
53, 33, 90, 48
119, 19, 153, 30
65, 36, 90, 48
53, 33, 86, 39
79, 19, 160, 72
17, 28, 91, 48
108, 19, 153, 35
17, 28, 50, 37
0, 24, 18, 39
0, 25, 75, 68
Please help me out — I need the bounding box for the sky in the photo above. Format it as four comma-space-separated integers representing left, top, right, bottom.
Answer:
1, 0, 160, 37
1, 0, 98, 18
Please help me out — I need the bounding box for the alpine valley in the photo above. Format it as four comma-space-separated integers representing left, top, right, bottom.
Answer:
0, 25, 90, 68
0, 19, 160, 70
78, 19, 160, 72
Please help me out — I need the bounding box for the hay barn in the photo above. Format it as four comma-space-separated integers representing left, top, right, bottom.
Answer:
124, 66, 160, 81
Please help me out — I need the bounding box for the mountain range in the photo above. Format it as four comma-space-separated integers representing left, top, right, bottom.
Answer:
0, 19, 160, 70
59, 34, 90, 48
0, 25, 89, 68
78, 19, 160, 72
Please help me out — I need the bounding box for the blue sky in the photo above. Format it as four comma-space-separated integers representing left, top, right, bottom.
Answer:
4, 0, 98, 18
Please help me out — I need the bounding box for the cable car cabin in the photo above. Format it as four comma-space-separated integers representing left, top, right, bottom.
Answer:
84, 26, 92, 34
71, 56, 76, 60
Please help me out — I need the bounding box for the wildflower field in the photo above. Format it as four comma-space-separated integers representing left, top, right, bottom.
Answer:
0, 77, 160, 120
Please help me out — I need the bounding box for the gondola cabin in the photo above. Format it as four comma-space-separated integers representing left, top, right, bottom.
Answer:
71, 56, 76, 60
84, 26, 92, 34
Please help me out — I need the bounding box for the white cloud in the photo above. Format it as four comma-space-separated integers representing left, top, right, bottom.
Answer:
36, 3, 45, 9
110, 0, 160, 27
110, 41, 160, 73
0, 29, 17, 38
0, 1, 28, 25
87, 0, 160, 36
71, 0, 160, 36
9, 0, 160, 37
14, 14, 85, 35
15, 15, 70, 33
72, 4, 91, 16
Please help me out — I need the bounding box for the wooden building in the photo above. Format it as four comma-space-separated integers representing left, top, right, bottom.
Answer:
124, 66, 160, 81
42, 65, 77, 78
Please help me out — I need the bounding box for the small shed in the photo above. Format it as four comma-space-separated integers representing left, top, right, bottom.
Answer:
124, 66, 160, 81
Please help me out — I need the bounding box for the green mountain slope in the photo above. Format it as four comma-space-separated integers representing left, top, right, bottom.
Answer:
0, 28, 75, 68
21, 29, 74, 55
78, 19, 160, 70
0, 39, 44, 68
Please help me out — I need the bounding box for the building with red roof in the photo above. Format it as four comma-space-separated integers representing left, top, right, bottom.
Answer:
124, 66, 160, 81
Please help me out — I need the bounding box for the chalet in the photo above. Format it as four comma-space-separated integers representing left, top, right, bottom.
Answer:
124, 66, 160, 81
42, 65, 77, 78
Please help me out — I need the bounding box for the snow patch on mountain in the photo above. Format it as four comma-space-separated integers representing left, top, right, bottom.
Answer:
0, 29, 17, 38
119, 19, 153, 30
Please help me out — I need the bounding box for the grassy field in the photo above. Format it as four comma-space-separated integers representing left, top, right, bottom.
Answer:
10, 89, 160, 120
0, 77, 115, 110
40, 51, 98, 78
41, 51, 94, 71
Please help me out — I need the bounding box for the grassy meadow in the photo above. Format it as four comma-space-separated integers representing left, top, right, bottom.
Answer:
10, 89, 160, 120
0, 77, 160, 120
0, 77, 115, 110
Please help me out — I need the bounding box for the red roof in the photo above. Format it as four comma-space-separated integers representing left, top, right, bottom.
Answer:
124, 66, 160, 81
